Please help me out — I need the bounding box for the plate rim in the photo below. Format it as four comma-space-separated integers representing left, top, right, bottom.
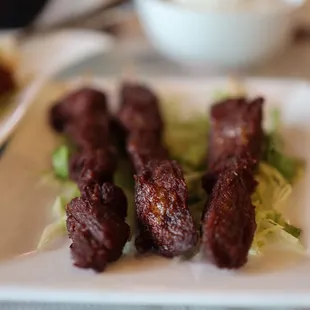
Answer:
0, 75, 309, 307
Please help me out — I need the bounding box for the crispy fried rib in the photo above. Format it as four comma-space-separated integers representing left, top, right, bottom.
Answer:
135, 160, 198, 257
117, 83, 163, 133
201, 165, 256, 269
117, 83, 198, 257
50, 87, 118, 183
49, 87, 130, 272
66, 187, 130, 272
204, 97, 264, 194
49, 87, 108, 134
201, 96, 264, 269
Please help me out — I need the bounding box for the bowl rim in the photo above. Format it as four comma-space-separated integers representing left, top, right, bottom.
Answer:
135, 0, 306, 17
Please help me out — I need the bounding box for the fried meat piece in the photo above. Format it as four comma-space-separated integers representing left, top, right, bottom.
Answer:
49, 87, 108, 133
66, 193, 130, 272
135, 160, 198, 257
201, 166, 256, 269
0, 64, 15, 97
127, 131, 168, 172
208, 97, 264, 170
81, 182, 128, 220
65, 115, 111, 150
70, 147, 117, 188
117, 83, 163, 133
69, 152, 84, 182
202, 151, 258, 194
49, 87, 131, 272
101, 182, 128, 220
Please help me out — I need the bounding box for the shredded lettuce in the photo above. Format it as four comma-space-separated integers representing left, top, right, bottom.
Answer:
250, 163, 303, 255
52, 145, 70, 180
165, 116, 209, 170
264, 108, 305, 184
37, 181, 80, 250
52, 195, 66, 218
37, 217, 67, 250
252, 162, 292, 211
163, 111, 209, 228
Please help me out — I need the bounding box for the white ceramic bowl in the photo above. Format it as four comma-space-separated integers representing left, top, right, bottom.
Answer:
134, 0, 304, 69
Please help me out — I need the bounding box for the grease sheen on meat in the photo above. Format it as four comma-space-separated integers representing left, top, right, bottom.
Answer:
201, 165, 256, 269
135, 160, 198, 257
208, 97, 264, 170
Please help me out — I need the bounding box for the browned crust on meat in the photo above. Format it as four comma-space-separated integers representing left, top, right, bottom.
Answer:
201, 166, 256, 269
135, 160, 198, 257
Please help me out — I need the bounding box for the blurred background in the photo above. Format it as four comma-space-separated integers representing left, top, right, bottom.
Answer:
0, 0, 310, 80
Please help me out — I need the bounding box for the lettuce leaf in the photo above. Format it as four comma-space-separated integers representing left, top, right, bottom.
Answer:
264, 108, 305, 184
37, 217, 67, 251
163, 112, 209, 228
250, 162, 303, 255
36, 181, 79, 250
164, 115, 209, 170
52, 145, 70, 180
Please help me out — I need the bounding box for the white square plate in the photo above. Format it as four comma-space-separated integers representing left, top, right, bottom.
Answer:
0, 77, 309, 308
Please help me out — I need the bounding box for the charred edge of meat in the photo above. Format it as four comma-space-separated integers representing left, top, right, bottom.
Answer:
135, 160, 198, 257
207, 96, 264, 169
201, 166, 256, 269
66, 188, 130, 272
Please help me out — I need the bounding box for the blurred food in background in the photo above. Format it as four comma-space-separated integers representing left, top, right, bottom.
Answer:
0, 35, 19, 98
